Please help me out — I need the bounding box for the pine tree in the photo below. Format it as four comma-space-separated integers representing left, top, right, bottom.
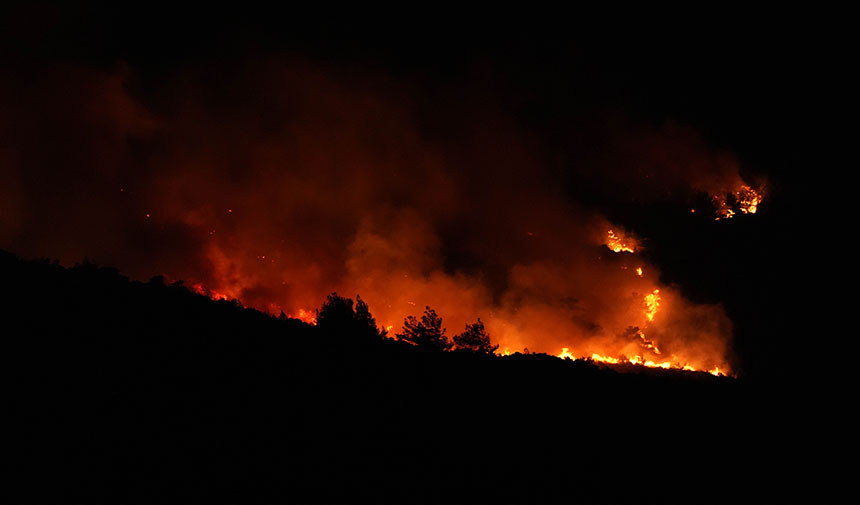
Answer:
453, 318, 498, 354
355, 295, 387, 339
315, 292, 386, 340
396, 306, 452, 351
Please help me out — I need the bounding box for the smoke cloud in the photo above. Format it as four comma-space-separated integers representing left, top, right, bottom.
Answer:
1, 58, 745, 371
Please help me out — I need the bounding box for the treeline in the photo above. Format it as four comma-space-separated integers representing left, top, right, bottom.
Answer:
2, 250, 777, 503
311, 293, 498, 354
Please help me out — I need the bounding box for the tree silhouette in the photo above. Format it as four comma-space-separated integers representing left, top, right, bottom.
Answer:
453, 318, 498, 354
315, 292, 386, 340
355, 295, 388, 340
396, 306, 452, 351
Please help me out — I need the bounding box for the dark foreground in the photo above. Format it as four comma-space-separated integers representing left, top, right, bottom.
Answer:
4, 251, 796, 503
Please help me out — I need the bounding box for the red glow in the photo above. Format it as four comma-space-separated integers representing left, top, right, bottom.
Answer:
0, 62, 765, 377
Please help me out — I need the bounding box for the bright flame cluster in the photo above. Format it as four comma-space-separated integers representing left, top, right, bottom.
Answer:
644, 289, 660, 322
291, 309, 317, 325
713, 184, 764, 220
605, 229, 639, 253
736, 185, 763, 214
555, 350, 728, 376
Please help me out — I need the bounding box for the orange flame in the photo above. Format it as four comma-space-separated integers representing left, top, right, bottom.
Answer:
557, 347, 574, 360
605, 229, 639, 253
291, 308, 317, 325
644, 289, 660, 322
713, 184, 764, 220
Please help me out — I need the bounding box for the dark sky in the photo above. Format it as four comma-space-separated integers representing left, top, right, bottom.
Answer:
1, 3, 822, 379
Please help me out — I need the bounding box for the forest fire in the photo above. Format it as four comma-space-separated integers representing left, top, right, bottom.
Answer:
0, 60, 761, 380
544, 278, 729, 374
291, 309, 317, 325
605, 229, 639, 253
713, 184, 765, 220
0, 12, 803, 504
644, 289, 661, 322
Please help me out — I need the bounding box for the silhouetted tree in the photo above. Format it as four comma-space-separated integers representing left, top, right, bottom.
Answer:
453, 318, 498, 354
315, 292, 386, 340
355, 295, 388, 339
396, 306, 452, 350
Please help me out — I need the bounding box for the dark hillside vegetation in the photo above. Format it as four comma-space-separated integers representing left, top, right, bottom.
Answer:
4, 250, 789, 503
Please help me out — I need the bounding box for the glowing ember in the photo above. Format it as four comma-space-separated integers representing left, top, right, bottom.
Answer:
635, 267, 643, 277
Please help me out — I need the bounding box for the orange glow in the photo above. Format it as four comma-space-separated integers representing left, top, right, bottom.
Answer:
737, 185, 763, 214
590, 353, 620, 364
636, 330, 661, 355
186, 270, 732, 375
190, 282, 237, 301
0, 62, 761, 386
585, 351, 710, 372
605, 229, 638, 253
713, 184, 764, 220
644, 289, 660, 322
291, 308, 317, 325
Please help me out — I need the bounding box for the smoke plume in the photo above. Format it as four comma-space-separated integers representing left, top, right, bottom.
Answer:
1, 58, 751, 371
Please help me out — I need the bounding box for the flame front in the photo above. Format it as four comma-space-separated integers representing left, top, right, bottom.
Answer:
0, 63, 747, 381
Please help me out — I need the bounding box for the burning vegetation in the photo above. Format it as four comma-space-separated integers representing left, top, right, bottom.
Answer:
712, 184, 766, 220
604, 229, 640, 253
0, 61, 768, 378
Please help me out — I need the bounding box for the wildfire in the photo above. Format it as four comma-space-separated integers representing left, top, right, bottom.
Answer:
644, 289, 660, 322
591, 353, 620, 364
636, 330, 661, 355
712, 184, 764, 220
291, 309, 317, 325
737, 185, 763, 214
190, 283, 236, 301
585, 351, 722, 373
540, 281, 728, 374
186, 277, 729, 375
605, 229, 638, 253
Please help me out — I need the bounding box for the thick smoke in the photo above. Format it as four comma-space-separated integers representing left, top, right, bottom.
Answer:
1, 59, 741, 371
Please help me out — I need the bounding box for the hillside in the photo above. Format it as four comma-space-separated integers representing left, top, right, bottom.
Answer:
3, 250, 789, 503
